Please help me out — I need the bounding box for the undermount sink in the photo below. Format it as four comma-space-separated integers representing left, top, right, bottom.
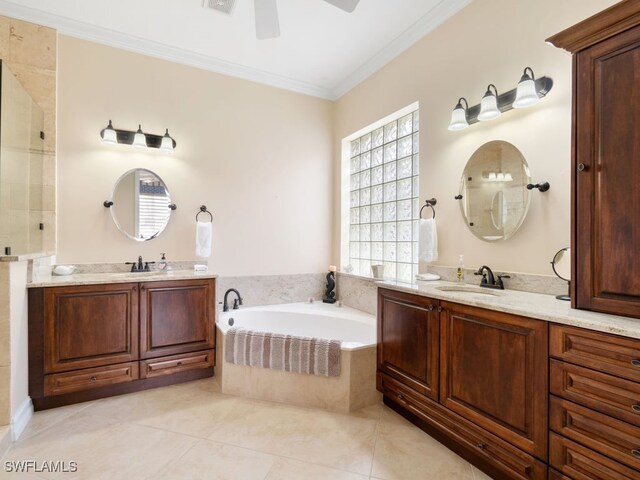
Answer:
434, 286, 503, 297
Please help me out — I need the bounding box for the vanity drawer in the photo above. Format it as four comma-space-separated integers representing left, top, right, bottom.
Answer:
548, 469, 571, 480
550, 325, 640, 383
140, 349, 214, 379
550, 396, 640, 470
44, 362, 139, 396
549, 433, 640, 480
379, 373, 546, 480
550, 360, 640, 427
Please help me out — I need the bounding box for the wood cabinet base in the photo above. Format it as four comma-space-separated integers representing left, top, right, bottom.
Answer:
33, 366, 214, 411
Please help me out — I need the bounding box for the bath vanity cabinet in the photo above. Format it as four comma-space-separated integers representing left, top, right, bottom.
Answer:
547, 0, 640, 319
378, 287, 640, 480
29, 277, 216, 410
377, 288, 548, 480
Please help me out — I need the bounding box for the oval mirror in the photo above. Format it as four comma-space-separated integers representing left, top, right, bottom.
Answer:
458, 141, 531, 241
109, 168, 173, 241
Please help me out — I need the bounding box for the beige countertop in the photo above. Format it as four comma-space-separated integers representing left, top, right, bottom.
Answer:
28, 270, 218, 288
377, 280, 640, 340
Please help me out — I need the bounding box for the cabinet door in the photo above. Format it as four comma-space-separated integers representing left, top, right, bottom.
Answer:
139, 279, 215, 359
440, 302, 548, 460
377, 288, 439, 400
575, 24, 640, 317
44, 283, 139, 373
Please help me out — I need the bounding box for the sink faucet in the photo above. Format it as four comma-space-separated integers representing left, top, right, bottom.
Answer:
474, 266, 510, 290
124, 256, 154, 272
223, 288, 243, 312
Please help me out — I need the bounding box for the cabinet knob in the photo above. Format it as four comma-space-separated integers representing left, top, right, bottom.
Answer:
90, 376, 97, 382
428, 304, 434, 311
631, 359, 640, 367
632, 449, 640, 459
632, 404, 640, 413
132, 286, 137, 291
397, 393, 405, 401
477, 443, 486, 450
577, 163, 586, 172
176, 361, 182, 366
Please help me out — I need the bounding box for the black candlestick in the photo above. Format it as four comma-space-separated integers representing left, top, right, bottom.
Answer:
323, 271, 336, 304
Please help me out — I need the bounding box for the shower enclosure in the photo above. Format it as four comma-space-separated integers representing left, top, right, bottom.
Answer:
0, 60, 46, 256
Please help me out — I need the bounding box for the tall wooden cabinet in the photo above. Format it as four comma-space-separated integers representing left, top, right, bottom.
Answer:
547, 0, 640, 318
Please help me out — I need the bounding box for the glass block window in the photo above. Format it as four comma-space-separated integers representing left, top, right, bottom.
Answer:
347, 109, 419, 282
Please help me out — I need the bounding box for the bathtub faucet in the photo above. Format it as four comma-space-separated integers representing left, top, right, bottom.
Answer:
223, 288, 243, 312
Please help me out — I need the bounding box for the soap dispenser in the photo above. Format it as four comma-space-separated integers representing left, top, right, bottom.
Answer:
158, 253, 168, 271
456, 255, 465, 283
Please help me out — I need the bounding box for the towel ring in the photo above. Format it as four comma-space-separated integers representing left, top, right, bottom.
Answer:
419, 198, 437, 219
196, 205, 213, 222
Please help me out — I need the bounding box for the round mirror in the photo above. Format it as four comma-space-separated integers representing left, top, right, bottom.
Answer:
458, 141, 531, 241
551, 247, 571, 301
109, 168, 173, 241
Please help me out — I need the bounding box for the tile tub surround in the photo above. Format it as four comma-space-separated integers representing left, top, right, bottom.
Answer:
215, 327, 379, 413
217, 273, 327, 308
379, 280, 640, 340
2, 378, 489, 480
337, 273, 378, 315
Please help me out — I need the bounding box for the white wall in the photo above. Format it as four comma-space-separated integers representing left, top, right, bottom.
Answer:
332, 0, 619, 275
56, 36, 334, 276
9, 262, 28, 427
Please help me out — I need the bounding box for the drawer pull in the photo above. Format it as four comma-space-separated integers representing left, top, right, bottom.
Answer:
632, 449, 640, 459
632, 404, 640, 413
632, 359, 640, 367
397, 393, 405, 401
176, 361, 182, 366
90, 376, 97, 382
477, 443, 486, 450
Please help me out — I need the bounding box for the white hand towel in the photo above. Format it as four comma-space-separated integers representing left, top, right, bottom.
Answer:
195, 221, 212, 258
419, 218, 438, 263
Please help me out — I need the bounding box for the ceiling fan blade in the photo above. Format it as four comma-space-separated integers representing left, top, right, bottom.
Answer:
323, 0, 360, 13
255, 0, 280, 39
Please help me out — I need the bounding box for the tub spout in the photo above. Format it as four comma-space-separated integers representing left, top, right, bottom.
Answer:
223, 288, 243, 312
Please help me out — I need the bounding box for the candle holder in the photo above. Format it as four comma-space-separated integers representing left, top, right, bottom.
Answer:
323, 270, 336, 304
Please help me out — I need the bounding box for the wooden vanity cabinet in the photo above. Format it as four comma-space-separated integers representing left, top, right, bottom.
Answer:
377, 288, 549, 480
29, 278, 216, 410
377, 288, 439, 399
547, 0, 640, 319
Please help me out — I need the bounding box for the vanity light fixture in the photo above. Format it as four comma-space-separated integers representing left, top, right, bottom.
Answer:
478, 84, 501, 121
132, 125, 147, 148
99, 121, 177, 152
447, 67, 553, 130
447, 98, 470, 131
513, 67, 540, 108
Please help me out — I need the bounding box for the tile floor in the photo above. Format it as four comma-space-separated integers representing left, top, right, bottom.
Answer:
0, 379, 491, 479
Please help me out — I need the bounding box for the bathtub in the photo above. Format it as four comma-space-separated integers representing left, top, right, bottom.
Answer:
215, 302, 380, 412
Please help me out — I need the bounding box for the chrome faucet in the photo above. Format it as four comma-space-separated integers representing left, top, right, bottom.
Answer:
474, 266, 510, 290
223, 288, 243, 312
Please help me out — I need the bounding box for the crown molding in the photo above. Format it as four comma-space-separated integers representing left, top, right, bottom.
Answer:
0, 0, 470, 102
0, 0, 334, 99
330, 0, 472, 100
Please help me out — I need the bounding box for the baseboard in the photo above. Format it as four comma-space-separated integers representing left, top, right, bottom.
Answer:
11, 398, 33, 441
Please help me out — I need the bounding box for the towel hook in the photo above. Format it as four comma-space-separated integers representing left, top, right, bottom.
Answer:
196, 205, 213, 222
419, 198, 437, 219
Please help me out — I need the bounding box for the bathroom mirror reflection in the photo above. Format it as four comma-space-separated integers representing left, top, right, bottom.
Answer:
458, 141, 531, 242
109, 168, 173, 241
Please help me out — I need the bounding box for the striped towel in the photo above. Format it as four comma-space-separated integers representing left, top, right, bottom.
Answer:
225, 328, 341, 377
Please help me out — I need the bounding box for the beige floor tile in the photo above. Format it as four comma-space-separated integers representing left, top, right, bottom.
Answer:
265, 457, 368, 480
378, 404, 416, 429
471, 465, 493, 480
372, 421, 474, 480
5, 412, 197, 480
208, 401, 377, 475
0, 471, 46, 480
169, 377, 221, 395
18, 402, 94, 441
155, 439, 275, 480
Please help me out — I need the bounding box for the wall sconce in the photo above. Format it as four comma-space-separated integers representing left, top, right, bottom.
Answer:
447, 67, 553, 131
100, 120, 176, 152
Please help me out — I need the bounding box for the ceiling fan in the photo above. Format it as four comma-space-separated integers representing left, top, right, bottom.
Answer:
204, 0, 361, 39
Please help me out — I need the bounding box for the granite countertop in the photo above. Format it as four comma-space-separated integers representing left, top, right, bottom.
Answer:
377, 280, 640, 340
28, 270, 218, 288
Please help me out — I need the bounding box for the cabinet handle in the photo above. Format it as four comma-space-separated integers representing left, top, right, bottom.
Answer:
631, 359, 640, 367
632, 449, 640, 459
477, 443, 486, 450
632, 404, 640, 413
438, 306, 443, 313
397, 393, 405, 401
132, 286, 137, 291
176, 361, 182, 366
90, 376, 97, 382
577, 163, 586, 172
428, 304, 434, 311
